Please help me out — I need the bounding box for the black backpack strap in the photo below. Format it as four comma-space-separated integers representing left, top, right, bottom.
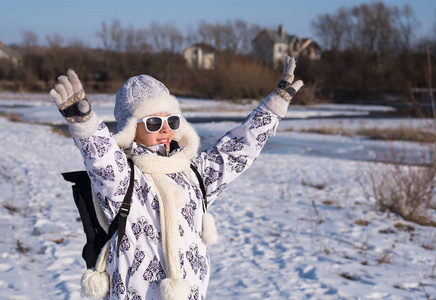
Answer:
107, 158, 135, 255
190, 164, 208, 212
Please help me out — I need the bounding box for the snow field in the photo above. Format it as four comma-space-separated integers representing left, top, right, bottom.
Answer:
0, 95, 435, 299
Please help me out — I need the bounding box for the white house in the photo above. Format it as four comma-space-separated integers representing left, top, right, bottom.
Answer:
183, 43, 217, 70
252, 26, 321, 68
0, 42, 22, 66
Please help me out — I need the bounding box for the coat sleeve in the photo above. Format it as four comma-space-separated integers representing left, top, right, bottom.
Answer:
193, 101, 280, 206
72, 121, 131, 223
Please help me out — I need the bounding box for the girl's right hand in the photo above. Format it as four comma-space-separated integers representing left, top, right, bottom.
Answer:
49, 69, 93, 124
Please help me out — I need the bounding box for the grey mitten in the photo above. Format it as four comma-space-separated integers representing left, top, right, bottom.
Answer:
50, 69, 99, 138
263, 56, 304, 117
50, 69, 93, 123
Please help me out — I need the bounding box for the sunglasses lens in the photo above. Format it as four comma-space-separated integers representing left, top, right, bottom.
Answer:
167, 116, 181, 131
145, 117, 162, 132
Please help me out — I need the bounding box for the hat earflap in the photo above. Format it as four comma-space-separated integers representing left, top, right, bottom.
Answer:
115, 116, 138, 148
173, 117, 200, 160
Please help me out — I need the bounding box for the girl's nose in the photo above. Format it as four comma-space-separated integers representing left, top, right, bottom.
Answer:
160, 120, 170, 132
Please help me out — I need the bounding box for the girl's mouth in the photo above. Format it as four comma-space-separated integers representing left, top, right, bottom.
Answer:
158, 138, 169, 144
157, 138, 170, 149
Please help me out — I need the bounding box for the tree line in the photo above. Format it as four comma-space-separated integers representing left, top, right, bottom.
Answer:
0, 2, 435, 104
310, 2, 436, 105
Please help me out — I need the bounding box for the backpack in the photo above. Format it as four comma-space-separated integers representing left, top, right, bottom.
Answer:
61, 159, 135, 269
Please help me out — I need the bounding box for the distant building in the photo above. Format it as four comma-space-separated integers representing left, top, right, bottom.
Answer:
252, 25, 321, 68
183, 43, 217, 70
0, 42, 22, 66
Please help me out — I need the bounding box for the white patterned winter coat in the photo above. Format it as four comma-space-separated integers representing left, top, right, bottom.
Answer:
72, 102, 280, 300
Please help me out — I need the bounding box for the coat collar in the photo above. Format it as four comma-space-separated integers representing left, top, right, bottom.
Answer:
130, 140, 183, 158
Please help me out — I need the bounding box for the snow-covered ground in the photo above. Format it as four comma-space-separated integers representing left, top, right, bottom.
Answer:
0, 93, 435, 299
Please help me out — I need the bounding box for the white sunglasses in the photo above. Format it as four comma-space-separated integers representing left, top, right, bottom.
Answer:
137, 115, 181, 133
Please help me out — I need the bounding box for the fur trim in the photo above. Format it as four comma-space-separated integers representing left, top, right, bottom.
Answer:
202, 212, 218, 244
160, 278, 190, 300
132, 95, 181, 119
115, 116, 139, 148
115, 95, 196, 151
173, 117, 200, 160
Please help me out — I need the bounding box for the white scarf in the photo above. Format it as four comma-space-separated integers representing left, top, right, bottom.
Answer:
132, 151, 190, 280
132, 148, 192, 299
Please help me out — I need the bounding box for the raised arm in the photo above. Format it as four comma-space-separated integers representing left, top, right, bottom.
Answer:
50, 70, 130, 223
193, 56, 303, 205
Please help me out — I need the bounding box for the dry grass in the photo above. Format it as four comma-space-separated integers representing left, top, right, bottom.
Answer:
299, 125, 353, 137
0, 112, 23, 122
356, 125, 435, 143
376, 248, 394, 264
50, 126, 71, 137
301, 179, 327, 190
355, 219, 370, 226
393, 222, 415, 232
1, 111, 72, 137
16, 240, 31, 254
364, 145, 436, 227
299, 123, 435, 143
3, 203, 19, 214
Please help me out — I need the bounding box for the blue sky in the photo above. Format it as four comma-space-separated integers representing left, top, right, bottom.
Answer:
1, 0, 435, 48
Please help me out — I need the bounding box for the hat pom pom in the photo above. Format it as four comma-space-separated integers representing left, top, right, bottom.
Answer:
202, 212, 218, 245
81, 269, 110, 299
160, 278, 190, 300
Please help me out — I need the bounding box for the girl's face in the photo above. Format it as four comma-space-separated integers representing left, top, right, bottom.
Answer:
134, 113, 176, 151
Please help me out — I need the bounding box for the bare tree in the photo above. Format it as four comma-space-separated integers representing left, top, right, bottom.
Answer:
197, 21, 226, 51
97, 19, 124, 51
245, 23, 262, 54
311, 9, 348, 50
149, 22, 183, 53
197, 20, 238, 52
46, 33, 64, 48
312, 2, 418, 56
225, 19, 261, 54
124, 26, 151, 53
67, 38, 87, 49
393, 4, 420, 51
194, 19, 260, 54
352, 2, 397, 55
20, 30, 39, 49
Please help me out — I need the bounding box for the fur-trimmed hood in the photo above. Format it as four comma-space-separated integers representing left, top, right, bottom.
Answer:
114, 75, 199, 159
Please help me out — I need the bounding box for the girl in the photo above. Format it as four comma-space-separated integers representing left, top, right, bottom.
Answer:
50, 56, 303, 300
